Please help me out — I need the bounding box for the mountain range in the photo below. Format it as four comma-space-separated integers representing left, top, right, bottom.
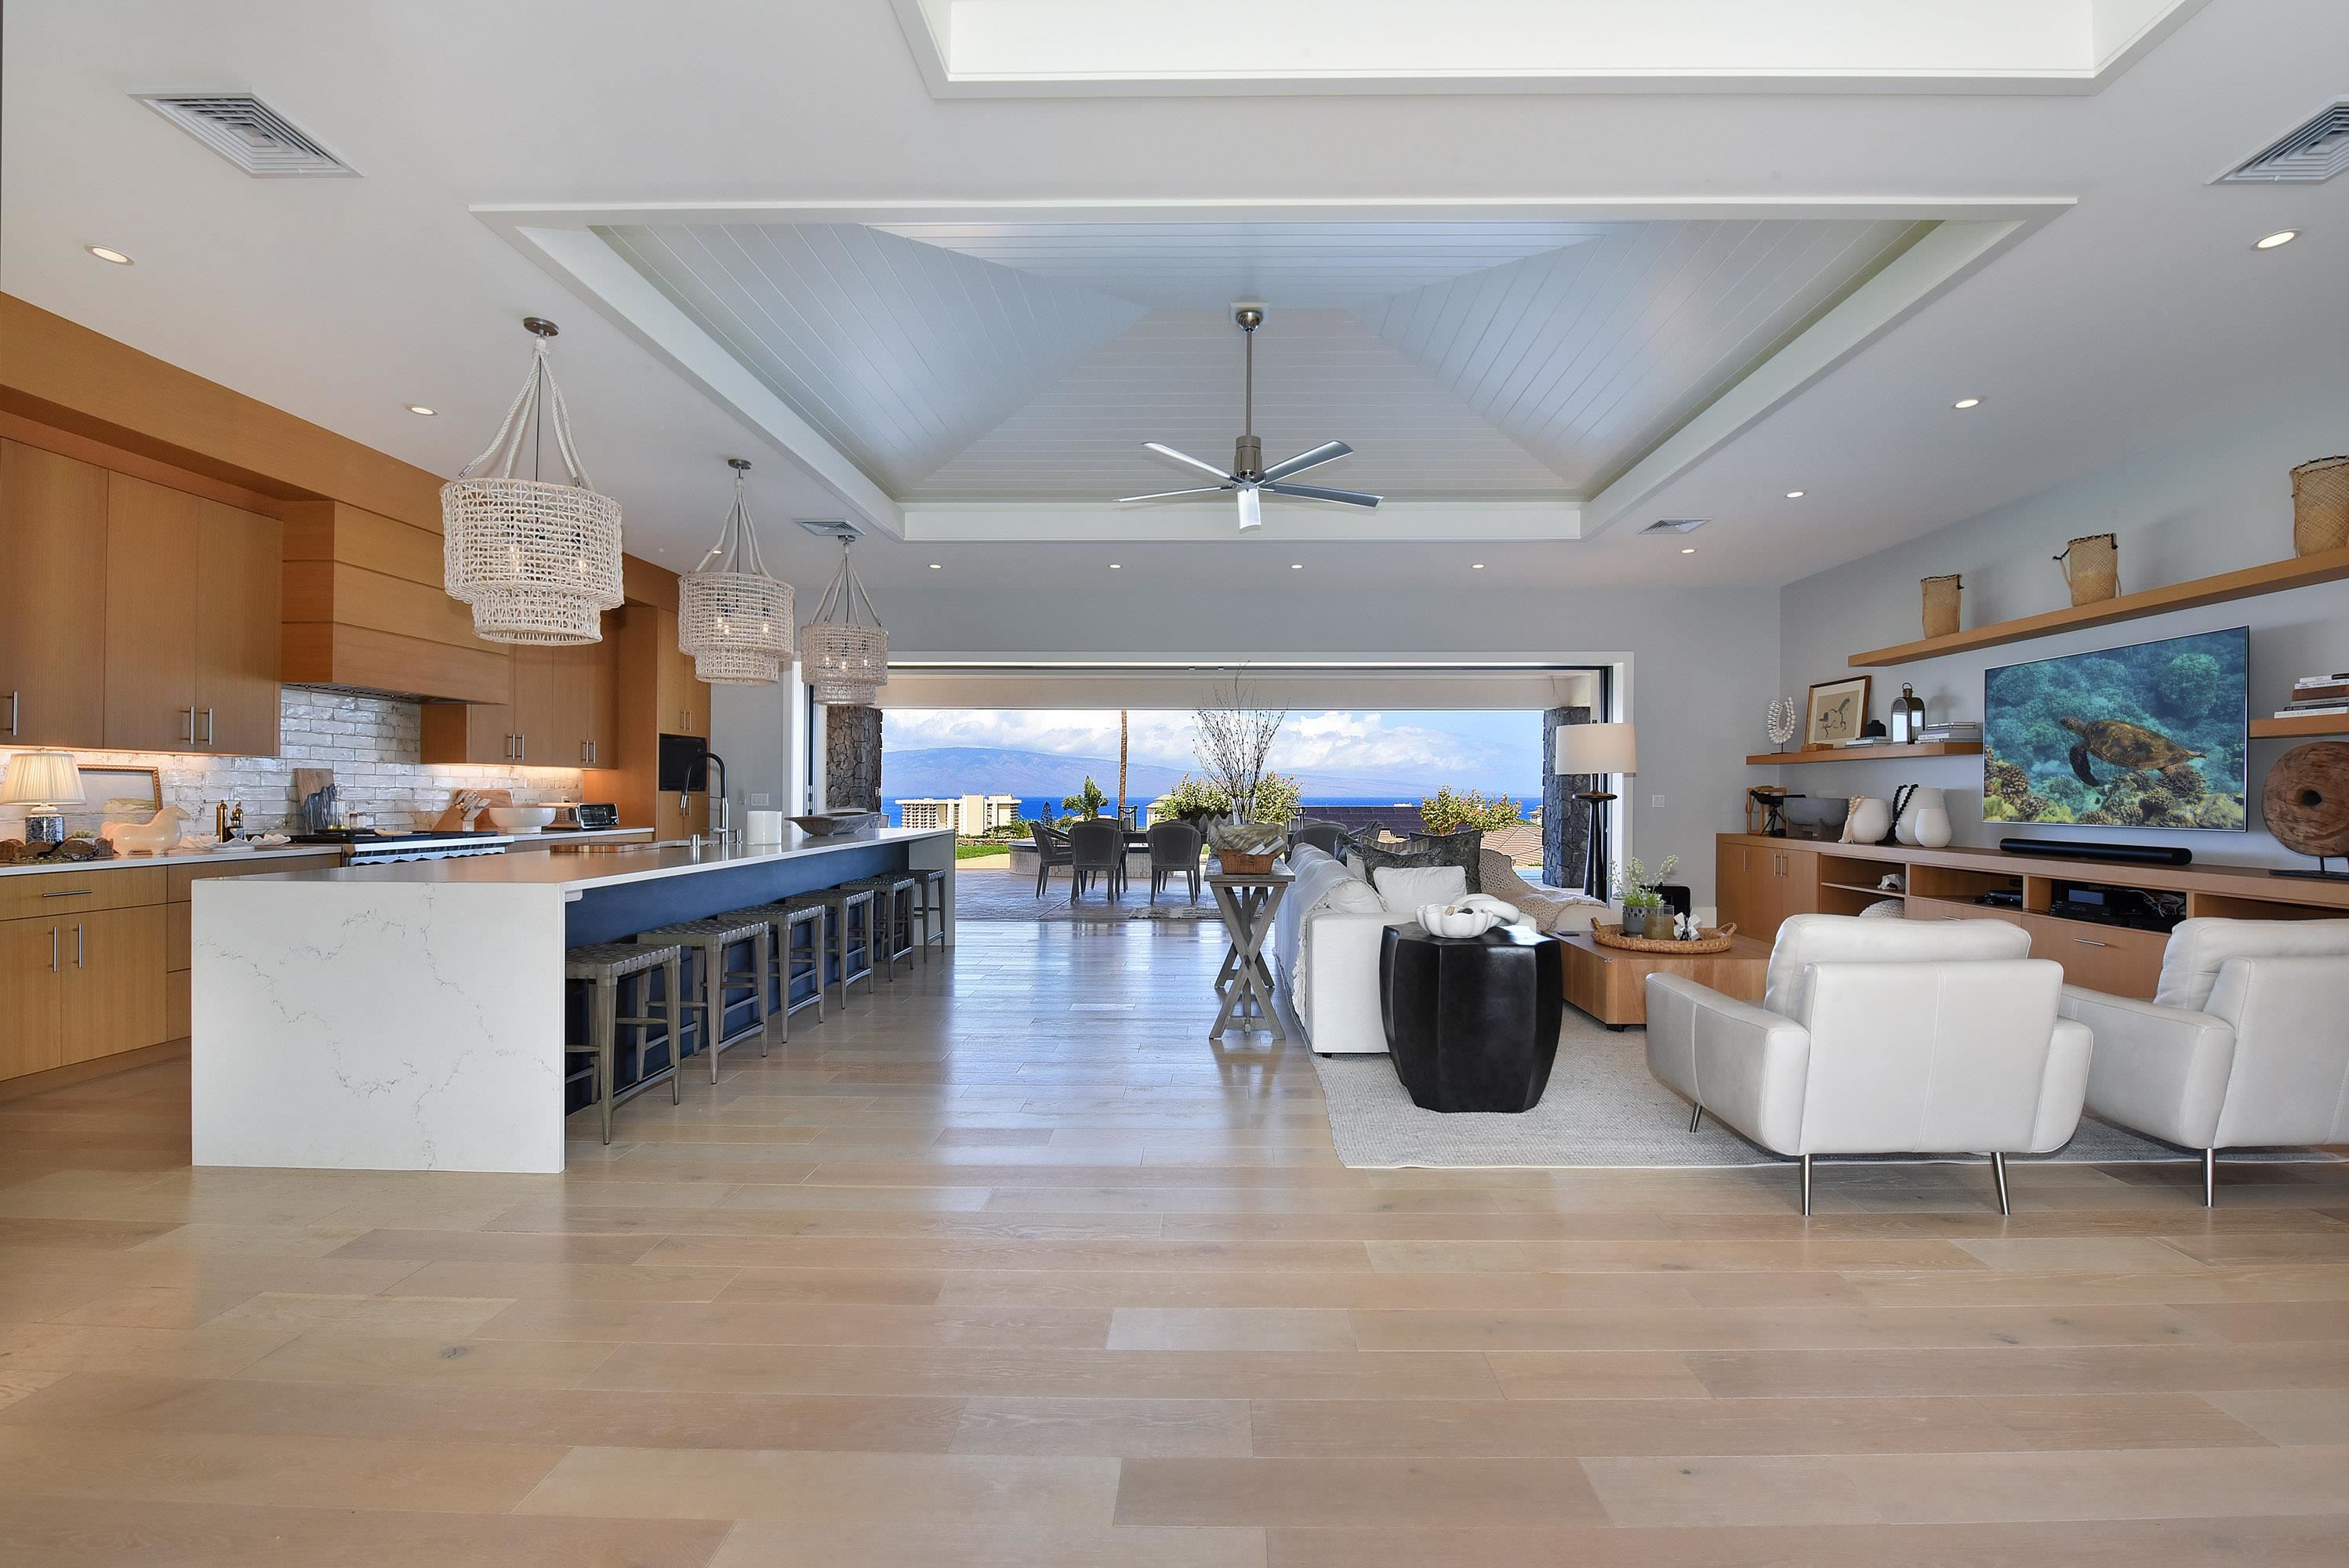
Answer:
882, 746, 1460, 803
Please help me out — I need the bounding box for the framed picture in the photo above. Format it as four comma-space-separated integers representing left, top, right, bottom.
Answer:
1805, 677, 1872, 747
63, 765, 164, 840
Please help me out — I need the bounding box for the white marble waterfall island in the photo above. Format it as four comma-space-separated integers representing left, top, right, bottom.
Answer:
191, 829, 953, 1174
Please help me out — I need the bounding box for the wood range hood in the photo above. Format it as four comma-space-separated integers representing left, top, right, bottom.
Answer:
0, 293, 675, 706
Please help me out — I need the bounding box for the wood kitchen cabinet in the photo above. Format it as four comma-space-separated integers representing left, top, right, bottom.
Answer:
0, 915, 65, 1080
427, 619, 616, 767
0, 868, 168, 1083
1715, 840, 1818, 944
59, 906, 166, 1065
655, 609, 706, 737
0, 439, 110, 749
420, 659, 517, 764
102, 474, 282, 754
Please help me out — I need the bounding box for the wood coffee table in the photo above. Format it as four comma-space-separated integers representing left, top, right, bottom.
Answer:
1560, 931, 1771, 1029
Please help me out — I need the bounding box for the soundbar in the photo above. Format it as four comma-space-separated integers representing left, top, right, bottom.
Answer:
1999, 837, 2194, 867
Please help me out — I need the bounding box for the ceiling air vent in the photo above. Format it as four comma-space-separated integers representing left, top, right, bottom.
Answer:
1641, 517, 1709, 535
136, 93, 356, 177
797, 519, 859, 540
2217, 100, 2349, 183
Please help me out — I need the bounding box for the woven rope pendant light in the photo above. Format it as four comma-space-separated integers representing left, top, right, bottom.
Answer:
801, 533, 888, 706
677, 458, 793, 686
441, 318, 623, 644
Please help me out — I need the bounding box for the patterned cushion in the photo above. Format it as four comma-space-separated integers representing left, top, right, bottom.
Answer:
1407, 829, 1484, 894
1348, 833, 1481, 895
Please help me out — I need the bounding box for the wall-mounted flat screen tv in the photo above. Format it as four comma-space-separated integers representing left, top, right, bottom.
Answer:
1983, 626, 2247, 831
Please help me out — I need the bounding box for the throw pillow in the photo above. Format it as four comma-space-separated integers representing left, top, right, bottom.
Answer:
1406, 829, 1483, 893
1351, 834, 1483, 895
1318, 880, 1385, 916
1371, 864, 1469, 913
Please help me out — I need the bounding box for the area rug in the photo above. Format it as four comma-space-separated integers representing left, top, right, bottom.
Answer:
1310, 1009, 2324, 1171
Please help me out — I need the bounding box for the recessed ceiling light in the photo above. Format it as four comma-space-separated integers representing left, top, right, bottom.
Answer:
1290, 563, 1303, 570
927, 562, 942, 570
1108, 563, 1121, 570
1952, 397, 1981, 409
2255, 229, 2299, 250
1681, 546, 1697, 554
1784, 490, 1806, 499
1472, 563, 1486, 570
85, 245, 133, 265
405, 404, 437, 416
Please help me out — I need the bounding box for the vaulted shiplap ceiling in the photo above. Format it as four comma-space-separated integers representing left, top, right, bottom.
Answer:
604, 216, 1926, 501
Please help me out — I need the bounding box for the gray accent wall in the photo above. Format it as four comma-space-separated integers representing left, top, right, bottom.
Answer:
1776, 383, 2349, 869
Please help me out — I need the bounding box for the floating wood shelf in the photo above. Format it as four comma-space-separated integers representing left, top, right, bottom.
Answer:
2251, 714, 2349, 740
1745, 742, 1984, 765
1848, 546, 2349, 668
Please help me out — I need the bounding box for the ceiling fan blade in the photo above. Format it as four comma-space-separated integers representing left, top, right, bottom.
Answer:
1142, 442, 1238, 483
1258, 440, 1352, 483
1117, 485, 1232, 503
1262, 481, 1382, 509
1236, 486, 1262, 532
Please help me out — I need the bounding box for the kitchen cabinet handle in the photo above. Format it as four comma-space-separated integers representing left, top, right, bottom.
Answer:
49, 926, 59, 972
41, 888, 92, 898
517, 732, 526, 763
74, 922, 85, 969
201, 707, 215, 746
5, 689, 16, 735
2072, 937, 2110, 948
184, 706, 198, 744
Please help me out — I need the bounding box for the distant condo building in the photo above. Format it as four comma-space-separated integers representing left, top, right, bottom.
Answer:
899, 794, 1022, 833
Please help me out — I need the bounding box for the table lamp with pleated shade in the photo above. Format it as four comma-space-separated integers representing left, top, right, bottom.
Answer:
3, 750, 86, 845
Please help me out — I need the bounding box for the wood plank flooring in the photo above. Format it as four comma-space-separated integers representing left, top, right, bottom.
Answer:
1, 920, 2345, 1566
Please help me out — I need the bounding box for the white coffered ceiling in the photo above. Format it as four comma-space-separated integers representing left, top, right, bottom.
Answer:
2, 0, 2343, 612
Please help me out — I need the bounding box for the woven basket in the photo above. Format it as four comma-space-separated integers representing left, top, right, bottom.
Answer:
2053, 533, 2118, 607
2292, 456, 2349, 557
1217, 851, 1277, 875
1920, 574, 1962, 638
1592, 922, 1738, 955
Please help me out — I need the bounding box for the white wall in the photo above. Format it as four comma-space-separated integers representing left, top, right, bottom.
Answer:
716, 583, 1782, 903
1776, 383, 2349, 869
709, 662, 809, 819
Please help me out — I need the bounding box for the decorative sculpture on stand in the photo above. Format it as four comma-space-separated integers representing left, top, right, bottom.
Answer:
1766, 697, 1799, 751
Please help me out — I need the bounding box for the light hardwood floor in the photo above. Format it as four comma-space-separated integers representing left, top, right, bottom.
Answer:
2, 920, 2346, 1566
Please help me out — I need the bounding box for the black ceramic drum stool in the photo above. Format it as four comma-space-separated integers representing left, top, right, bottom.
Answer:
1378, 924, 1564, 1113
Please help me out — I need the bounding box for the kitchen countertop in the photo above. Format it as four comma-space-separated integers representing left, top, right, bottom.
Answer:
0, 842, 343, 879
242, 826, 951, 893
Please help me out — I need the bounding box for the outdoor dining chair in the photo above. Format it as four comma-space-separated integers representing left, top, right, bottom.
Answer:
1066, 818, 1127, 904
1148, 820, 1203, 904
1030, 822, 1073, 898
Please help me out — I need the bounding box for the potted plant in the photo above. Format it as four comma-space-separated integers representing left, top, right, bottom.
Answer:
1193, 679, 1289, 873
1612, 853, 1679, 938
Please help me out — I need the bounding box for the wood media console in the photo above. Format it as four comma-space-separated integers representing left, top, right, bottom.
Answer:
1715, 833, 2349, 1000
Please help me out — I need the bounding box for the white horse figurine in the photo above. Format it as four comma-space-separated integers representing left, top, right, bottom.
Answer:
100, 805, 190, 855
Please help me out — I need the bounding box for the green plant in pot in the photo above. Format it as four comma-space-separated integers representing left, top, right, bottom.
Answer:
1612, 853, 1679, 938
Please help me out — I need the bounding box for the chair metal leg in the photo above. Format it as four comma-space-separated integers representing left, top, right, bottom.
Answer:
1991, 1151, 2011, 1217
592, 973, 617, 1145
753, 934, 772, 1054
702, 943, 724, 1084
663, 953, 683, 1103
1799, 1152, 1813, 1217
1689, 1103, 1703, 1134
2202, 1147, 2217, 1208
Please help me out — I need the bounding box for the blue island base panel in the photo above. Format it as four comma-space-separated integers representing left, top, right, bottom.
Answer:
562, 841, 906, 946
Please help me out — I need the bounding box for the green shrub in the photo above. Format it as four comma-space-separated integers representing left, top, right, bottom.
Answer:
1418, 786, 1525, 834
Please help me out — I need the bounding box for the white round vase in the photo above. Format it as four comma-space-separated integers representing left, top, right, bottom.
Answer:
1846, 797, 1891, 844
1896, 786, 1951, 848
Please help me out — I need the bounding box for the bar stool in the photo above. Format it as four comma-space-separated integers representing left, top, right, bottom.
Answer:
634, 915, 770, 1081
711, 902, 826, 1043
844, 873, 918, 982
563, 941, 684, 1145
911, 867, 948, 964
785, 884, 875, 1011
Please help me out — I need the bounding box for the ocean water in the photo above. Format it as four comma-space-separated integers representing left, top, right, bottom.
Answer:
883, 796, 1538, 829
1982, 627, 2247, 831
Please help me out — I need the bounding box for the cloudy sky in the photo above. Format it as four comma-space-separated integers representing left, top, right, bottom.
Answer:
882, 708, 1541, 793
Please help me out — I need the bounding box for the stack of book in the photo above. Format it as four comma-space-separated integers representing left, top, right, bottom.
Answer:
1917, 720, 1982, 744
2278, 673, 2349, 720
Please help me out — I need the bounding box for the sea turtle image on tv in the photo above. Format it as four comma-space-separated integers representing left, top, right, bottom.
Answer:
1982, 626, 2247, 830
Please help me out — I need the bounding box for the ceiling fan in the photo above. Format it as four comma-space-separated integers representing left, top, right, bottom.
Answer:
1119, 305, 1381, 532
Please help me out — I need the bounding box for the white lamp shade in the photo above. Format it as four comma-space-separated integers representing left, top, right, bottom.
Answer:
1555, 722, 1636, 776
2, 750, 86, 807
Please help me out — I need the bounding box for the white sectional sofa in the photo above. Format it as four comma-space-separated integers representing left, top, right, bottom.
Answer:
1270, 844, 1612, 1054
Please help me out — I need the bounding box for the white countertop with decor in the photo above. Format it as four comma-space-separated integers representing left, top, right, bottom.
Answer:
0, 842, 343, 878
190, 827, 953, 1176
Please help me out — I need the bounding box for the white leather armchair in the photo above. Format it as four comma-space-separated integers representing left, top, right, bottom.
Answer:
2057, 918, 2349, 1205
1646, 914, 2091, 1214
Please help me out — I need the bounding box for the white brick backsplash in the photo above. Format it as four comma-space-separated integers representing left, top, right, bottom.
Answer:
1, 687, 585, 837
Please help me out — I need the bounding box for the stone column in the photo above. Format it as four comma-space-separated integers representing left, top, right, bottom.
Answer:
825, 704, 883, 811
1541, 706, 1593, 891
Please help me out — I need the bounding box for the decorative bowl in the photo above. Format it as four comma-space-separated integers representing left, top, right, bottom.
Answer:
788, 812, 882, 838
484, 806, 558, 833
1418, 902, 1505, 938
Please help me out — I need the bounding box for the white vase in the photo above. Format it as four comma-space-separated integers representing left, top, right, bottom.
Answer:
1845, 797, 1891, 844
1896, 787, 1949, 848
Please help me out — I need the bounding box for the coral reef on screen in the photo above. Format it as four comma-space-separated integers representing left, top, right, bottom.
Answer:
1982, 628, 2246, 829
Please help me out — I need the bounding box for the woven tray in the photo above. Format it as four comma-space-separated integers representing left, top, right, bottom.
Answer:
1591, 922, 1738, 955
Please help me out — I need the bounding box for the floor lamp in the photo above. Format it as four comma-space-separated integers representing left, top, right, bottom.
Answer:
1555, 722, 1636, 901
